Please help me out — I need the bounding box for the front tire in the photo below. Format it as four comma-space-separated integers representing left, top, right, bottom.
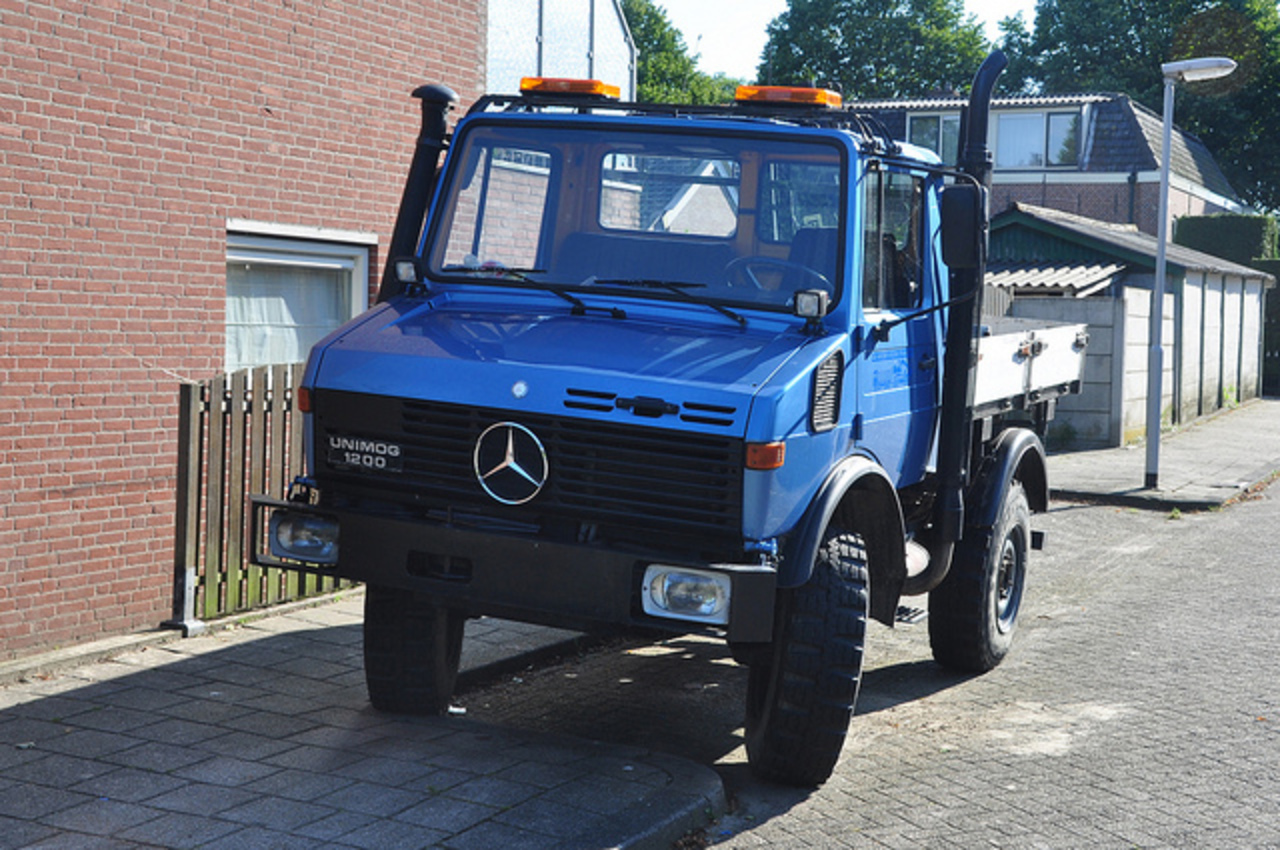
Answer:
929, 480, 1030, 672
745, 526, 869, 787
363, 584, 465, 715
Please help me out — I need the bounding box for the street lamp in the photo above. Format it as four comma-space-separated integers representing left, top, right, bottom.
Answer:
1144, 56, 1237, 490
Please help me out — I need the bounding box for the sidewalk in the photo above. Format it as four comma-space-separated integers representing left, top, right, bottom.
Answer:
1047, 398, 1280, 510
3, 401, 1277, 849
0, 600, 723, 850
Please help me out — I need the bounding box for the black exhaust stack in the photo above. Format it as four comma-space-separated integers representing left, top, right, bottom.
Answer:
904, 49, 1007, 596
377, 83, 458, 302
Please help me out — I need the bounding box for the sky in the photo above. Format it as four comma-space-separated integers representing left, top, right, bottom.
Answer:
661, 0, 1037, 82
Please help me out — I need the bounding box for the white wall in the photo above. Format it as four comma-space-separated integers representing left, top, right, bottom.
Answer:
1009, 296, 1125, 449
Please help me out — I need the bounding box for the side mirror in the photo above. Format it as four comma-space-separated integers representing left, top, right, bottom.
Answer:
940, 184, 987, 269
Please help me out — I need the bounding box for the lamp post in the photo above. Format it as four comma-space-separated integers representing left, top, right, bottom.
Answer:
1144, 56, 1236, 490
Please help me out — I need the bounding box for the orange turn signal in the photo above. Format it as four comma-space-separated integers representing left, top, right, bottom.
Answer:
746, 441, 787, 470
520, 77, 621, 99
735, 85, 842, 108
296, 386, 313, 413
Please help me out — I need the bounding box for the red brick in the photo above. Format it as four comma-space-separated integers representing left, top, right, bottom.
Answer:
0, 0, 486, 659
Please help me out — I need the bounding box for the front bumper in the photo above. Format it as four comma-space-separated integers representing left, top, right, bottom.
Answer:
251, 495, 776, 642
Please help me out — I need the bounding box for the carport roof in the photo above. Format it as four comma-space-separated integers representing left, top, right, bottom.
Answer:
992, 203, 1273, 283
986, 262, 1125, 297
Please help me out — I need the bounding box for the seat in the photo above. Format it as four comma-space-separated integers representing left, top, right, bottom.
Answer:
786, 228, 838, 292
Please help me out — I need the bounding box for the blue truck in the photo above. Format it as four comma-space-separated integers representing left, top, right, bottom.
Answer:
253, 51, 1086, 786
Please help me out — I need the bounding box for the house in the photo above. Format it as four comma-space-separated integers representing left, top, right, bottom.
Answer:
989, 204, 1273, 449
858, 93, 1247, 236
0, 1, 489, 660
488, 0, 636, 98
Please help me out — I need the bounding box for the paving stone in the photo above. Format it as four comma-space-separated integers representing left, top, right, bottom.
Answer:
101, 741, 213, 773
333, 818, 452, 850
66, 767, 188, 803
115, 811, 243, 849
445, 775, 541, 809
41, 798, 160, 835
243, 767, 356, 802
195, 825, 323, 850
493, 797, 607, 839
144, 783, 259, 816
0, 815, 56, 849
133, 716, 228, 746
313, 781, 425, 817
217, 794, 333, 830
395, 795, 499, 833
261, 743, 366, 773
290, 808, 378, 842
192, 730, 299, 761
332, 754, 436, 787
4, 753, 116, 787
0, 784, 91, 820
444, 819, 565, 850
172, 755, 282, 787
154, 697, 252, 725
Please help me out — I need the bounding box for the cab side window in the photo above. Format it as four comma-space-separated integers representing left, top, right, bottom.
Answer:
862, 170, 924, 311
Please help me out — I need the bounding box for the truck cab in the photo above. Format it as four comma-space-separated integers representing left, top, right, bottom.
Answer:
254, 56, 1084, 787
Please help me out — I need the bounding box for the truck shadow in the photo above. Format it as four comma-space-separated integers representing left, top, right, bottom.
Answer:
0, 617, 976, 846
460, 628, 975, 778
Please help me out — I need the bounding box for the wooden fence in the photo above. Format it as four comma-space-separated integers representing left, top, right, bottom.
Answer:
167, 364, 350, 635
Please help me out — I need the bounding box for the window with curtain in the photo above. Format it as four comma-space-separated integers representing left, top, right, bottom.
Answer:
226, 233, 369, 372
995, 110, 1080, 169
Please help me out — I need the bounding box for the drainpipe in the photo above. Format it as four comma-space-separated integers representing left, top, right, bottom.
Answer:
1127, 169, 1138, 225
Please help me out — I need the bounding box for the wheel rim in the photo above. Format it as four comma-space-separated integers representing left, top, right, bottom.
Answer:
995, 532, 1025, 634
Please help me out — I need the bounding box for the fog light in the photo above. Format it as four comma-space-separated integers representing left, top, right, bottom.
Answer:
269, 511, 339, 565
641, 565, 730, 625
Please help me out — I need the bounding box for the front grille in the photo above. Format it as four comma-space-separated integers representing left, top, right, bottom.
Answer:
316, 391, 744, 539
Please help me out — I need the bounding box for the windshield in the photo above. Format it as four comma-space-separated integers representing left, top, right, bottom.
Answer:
427, 121, 846, 312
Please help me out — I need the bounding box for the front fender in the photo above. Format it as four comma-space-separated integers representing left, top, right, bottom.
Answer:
780, 454, 907, 627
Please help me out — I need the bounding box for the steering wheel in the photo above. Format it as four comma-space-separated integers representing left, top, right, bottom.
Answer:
723, 256, 831, 291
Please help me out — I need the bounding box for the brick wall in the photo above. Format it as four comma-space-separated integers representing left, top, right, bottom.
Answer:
0, 0, 486, 659
993, 179, 1230, 237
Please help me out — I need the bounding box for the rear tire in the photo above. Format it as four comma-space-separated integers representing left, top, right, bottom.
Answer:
744, 526, 869, 787
929, 481, 1030, 672
363, 584, 465, 715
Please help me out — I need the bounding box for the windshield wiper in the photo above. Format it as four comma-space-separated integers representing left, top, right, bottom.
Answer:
591, 278, 746, 327
441, 265, 625, 318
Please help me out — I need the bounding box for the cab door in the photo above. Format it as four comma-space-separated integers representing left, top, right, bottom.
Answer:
853, 166, 939, 485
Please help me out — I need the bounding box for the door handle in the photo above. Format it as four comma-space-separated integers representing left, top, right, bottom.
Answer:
918, 356, 937, 371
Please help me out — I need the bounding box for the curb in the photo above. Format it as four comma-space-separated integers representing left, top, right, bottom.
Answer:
1049, 487, 1225, 512
1051, 460, 1280, 513
0, 629, 180, 687
456, 631, 613, 692
0, 588, 362, 687
555, 751, 728, 850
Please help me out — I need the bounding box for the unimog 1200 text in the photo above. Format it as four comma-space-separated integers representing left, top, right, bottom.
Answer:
253, 51, 1086, 786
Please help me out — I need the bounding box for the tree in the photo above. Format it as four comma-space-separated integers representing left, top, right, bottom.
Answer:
622, 0, 739, 103
757, 0, 988, 99
1000, 0, 1280, 212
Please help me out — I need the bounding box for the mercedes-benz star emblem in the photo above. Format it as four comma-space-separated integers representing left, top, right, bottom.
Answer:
473, 422, 548, 505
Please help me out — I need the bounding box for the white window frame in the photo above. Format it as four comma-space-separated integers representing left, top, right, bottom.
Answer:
994, 109, 1082, 170
225, 224, 375, 372
907, 113, 961, 164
